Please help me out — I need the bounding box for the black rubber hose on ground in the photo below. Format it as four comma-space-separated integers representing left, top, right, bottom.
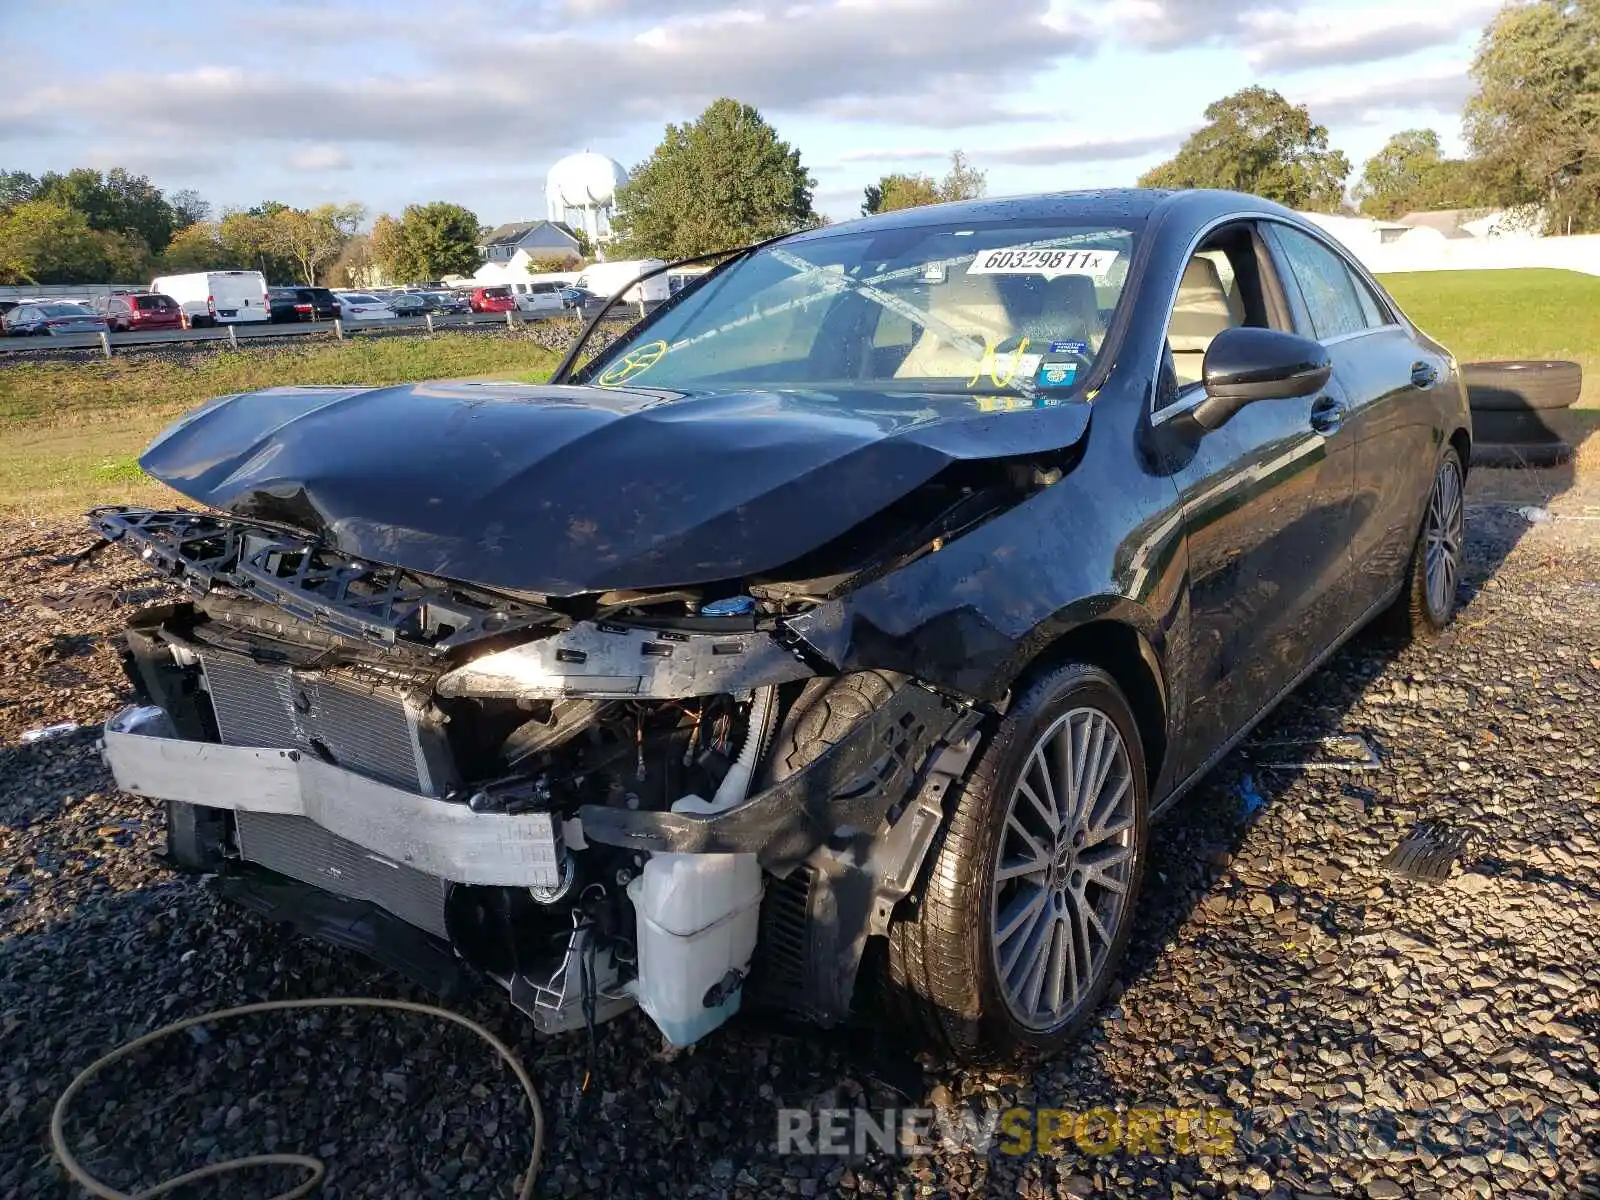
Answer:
51, 996, 545, 1200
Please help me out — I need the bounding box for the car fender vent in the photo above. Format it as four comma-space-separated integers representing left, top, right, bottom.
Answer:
748, 864, 815, 1008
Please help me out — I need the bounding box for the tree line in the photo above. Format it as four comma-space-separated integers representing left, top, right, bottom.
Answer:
1141, 0, 1598, 230
0, 173, 490, 287
2, 0, 1593, 286
601, 0, 1600, 254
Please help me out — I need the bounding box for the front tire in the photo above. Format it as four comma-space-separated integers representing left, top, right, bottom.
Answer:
884, 662, 1148, 1063
1390, 446, 1465, 640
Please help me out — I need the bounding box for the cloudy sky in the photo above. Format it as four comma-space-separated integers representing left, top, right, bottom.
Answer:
2, 0, 1499, 227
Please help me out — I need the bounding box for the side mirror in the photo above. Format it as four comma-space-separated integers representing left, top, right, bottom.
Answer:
1191, 327, 1332, 430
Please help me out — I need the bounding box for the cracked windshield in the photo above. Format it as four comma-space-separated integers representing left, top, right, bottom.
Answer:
587, 221, 1137, 403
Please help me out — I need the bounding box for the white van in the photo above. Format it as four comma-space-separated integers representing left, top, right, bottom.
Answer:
149, 271, 271, 327
575, 259, 670, 305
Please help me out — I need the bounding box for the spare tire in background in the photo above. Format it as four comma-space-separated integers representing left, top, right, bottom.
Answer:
1462, 360, 1583, 468
1463, 360, 1582, 410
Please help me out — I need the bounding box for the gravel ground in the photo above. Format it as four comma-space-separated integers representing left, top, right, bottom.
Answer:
1, 472, 1597, 1199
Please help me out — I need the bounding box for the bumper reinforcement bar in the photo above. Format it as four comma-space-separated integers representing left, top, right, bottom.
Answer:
100, 705, 567, 889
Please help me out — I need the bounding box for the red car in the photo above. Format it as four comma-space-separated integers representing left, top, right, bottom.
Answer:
93, 293, 184, 332
469, 286, 515, 313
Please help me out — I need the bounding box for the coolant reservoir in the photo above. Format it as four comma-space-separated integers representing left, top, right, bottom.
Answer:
628, 840, 763, 1047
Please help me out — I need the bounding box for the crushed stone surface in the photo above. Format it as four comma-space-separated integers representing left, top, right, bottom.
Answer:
1, 475, 1597, 1198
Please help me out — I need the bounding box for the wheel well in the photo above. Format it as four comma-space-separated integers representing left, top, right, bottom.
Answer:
1016, 620, 1168, 791
1450, 426, 1471, 473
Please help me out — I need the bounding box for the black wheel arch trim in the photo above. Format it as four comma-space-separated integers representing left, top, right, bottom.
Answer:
577, 678, 982, 875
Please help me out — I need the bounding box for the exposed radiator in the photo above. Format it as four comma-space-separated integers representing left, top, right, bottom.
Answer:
198, 650, 448, 793
235, 810, 450, 939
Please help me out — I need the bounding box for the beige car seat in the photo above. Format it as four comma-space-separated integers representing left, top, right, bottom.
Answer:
894, 271, 1011, 379
1169, 256, 1246, 386
895, 267, 1107, 380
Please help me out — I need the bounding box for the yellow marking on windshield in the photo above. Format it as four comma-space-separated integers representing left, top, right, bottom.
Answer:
967, 336, 1031, 389
597, 340, 670, 387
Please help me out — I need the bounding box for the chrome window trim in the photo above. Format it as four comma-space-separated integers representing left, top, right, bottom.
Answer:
1151, 378, 1209, 425
1150, 208, 1405, 426
1320, 323, 1403, 348
1150, 210, 1255, 425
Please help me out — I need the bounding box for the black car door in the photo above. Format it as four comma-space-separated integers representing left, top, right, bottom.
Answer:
1262, 222, 1447, 618
1160, 220, 1357, 781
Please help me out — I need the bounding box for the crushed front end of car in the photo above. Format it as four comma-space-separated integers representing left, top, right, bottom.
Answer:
88, 210, 1110, 1049
93, 504, 990, 1045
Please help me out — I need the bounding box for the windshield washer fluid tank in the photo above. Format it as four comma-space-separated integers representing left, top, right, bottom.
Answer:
627, 836, 763, 1047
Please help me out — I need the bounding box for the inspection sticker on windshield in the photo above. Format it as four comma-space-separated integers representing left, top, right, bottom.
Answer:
1037, 360, 1079, 388
968, 248, 1118, 280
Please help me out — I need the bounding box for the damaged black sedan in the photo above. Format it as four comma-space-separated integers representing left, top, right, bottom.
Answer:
93, 189, 1470, 1062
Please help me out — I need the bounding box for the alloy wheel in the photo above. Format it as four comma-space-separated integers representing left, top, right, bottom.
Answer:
1424, 457, 1464, 619
990, 707, 1137, 1031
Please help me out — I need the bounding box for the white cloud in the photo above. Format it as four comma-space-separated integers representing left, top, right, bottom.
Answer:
1050, 0, 1487, 69
974, 130, 1186, 166
81, 145, 223, 179
836, 147, 950, 163
1293, 62, 1473, 125
286, 144, 353, 172
1048, 0, 1300, 50
1243, 1, 1498, 71
29, 1, 1091, 162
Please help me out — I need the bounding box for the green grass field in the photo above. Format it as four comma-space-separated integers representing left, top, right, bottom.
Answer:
0, 336, 559, 517
0, 268, 1595, 517
1376, 268, 1600, 406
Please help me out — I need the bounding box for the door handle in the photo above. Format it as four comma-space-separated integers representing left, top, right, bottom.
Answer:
1410, 361, 1438, 388
1309, 395, 1346, 434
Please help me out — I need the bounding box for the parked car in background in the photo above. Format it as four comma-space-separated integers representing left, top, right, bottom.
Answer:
514, 280, 567, 317
560, 286, 597, 310
268, 287, 340, 323
469, 285, 516, 313
418, 292, 460, 314
333, 292, 396, 321
91, 292, 184, 332
150, 271, 271, 327
3, 302, 111, 336
386, 293, 430, 317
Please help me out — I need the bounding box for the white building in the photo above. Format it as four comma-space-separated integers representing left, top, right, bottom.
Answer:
477, 219, 582, 266
1293, 206, 1600, 276
472, 246, 583, 290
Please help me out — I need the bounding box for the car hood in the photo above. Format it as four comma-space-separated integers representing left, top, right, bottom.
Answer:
139, 380, 1090, 595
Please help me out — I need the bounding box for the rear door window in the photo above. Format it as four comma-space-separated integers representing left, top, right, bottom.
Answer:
1267, 224, 1380, 342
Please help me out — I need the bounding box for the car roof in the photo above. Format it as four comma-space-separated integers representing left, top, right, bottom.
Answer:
785, 187, 1299, 243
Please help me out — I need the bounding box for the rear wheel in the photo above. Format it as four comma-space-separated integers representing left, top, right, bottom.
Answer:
883, 662, 1147, 1063
1390, 446, 1465, 640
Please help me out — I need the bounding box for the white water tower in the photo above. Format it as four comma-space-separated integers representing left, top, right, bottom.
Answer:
546, 151, 628, 246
